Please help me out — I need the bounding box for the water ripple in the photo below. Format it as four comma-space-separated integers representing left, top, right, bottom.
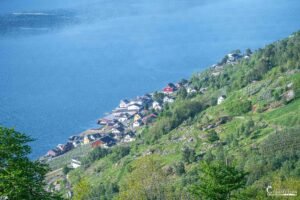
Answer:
0, 10, 79, 37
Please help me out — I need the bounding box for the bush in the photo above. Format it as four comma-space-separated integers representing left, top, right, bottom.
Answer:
110, 145, 131, 162
225, 99, 252, 115
182, 146, 196, 164
174, 162, 186, 176
207, 130, 219, 142
83, 147, 111, 167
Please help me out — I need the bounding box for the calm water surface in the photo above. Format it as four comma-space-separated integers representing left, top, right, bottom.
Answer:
0, 0, 299, 158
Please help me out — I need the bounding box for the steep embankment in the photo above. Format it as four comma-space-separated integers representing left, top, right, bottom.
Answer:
49, 31, 300, 199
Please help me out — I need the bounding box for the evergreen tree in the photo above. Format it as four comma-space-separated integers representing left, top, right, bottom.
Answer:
190, 162, 247, 200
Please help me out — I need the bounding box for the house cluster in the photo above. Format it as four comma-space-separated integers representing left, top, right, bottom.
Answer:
211, 52, 250, 77
44, 80, 205, 159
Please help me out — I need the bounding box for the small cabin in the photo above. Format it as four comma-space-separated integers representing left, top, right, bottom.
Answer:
71, 158, 81, 169
217, 95, 226, 105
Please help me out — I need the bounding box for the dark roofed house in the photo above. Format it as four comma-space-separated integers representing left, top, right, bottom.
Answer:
120, 99, 130, 108
142, 113, 157, 124
98, 114, 118, 125
112, 127, 124, 134
72, 140, 81, 147
100, 136, 116, 147
47, 148, 61, 157
64, 142, 74, 152
69, 135, 80, 142
133, 119, 144, 128
57, 142, 73, 153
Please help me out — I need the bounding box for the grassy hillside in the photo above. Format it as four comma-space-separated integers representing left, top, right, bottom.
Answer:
51, 31, 300, 199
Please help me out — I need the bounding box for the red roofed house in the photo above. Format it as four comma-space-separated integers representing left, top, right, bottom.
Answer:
91, 140, 104, 148
163, 83, 176, 94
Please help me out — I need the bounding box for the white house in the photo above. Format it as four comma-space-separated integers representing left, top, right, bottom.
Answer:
119, 99, 130, 108
217, 95, 226, 105
118, 113, 130, 122
72, 140, 81, 148
123, 134, 135, 143
112, 127, 124, 134
133, 120, 143, 128
187, 87, 197, 94
163, 96, 175, 104
128, 99, 143, 106
71, 158, 81, 169
152, 101, 162, 111
128, 104, 142, 111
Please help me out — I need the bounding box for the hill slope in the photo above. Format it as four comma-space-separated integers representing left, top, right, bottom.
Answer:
49, 31, 300, 199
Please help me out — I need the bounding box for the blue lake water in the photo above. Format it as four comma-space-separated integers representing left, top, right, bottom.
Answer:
0, 0, 299, 159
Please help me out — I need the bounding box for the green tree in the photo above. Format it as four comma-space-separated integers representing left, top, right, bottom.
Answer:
190, 162, 247, 200
0, 127, 61, 200
182, 146, 196, 164
73, 178, 92, 200
174, 162, 185, 176
207, 130, 219, 143
153, 92, 165, 104
118, 155, 171, 200
177, 87, 188, 99
245, 48, 252, 56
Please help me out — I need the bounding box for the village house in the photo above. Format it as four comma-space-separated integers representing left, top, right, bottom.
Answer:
100, 136, 116, 147
83, 135, 93, 144
133, 119, 143, 128
175, 82, 183, 89
128, 99, 143, 106
122, 134, 135, 143
118, 113, 131, 122
187, 87, 197, 94
111, 127, 124, 134
211, 71, 221, 76
106, 120, 120, 127
142, 113, 157, 125
57, 144, 65, 152
199, 87, 208, 94
68, 135, 80, 142
134, 113, 143, 122
91, 139, 104, 148
163, 83, 177, 94
72, 140, 81, 148
152, 101, 162, 111
128, 103, 142, 111
227, 53, 241, 63
98, 114, 118, 125
217, 95, 226, 105
71, 158, 81, 169
56, 142, 73, 153
163, 96, 175, 104
90, 133, 102, 141
47, 148, 61, 157
112, 108, 137, 116
119, 99, 130, 108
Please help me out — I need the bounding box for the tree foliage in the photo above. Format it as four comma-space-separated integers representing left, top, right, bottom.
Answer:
190, 162, 247, 200
0, 127, 61, 200
118, 155, 171, 200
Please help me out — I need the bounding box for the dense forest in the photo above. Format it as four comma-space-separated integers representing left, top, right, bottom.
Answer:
1, 31, 300, 199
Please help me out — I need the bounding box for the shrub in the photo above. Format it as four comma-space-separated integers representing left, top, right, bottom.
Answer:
207, 130, 219, 142
225, 99, 252, 115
